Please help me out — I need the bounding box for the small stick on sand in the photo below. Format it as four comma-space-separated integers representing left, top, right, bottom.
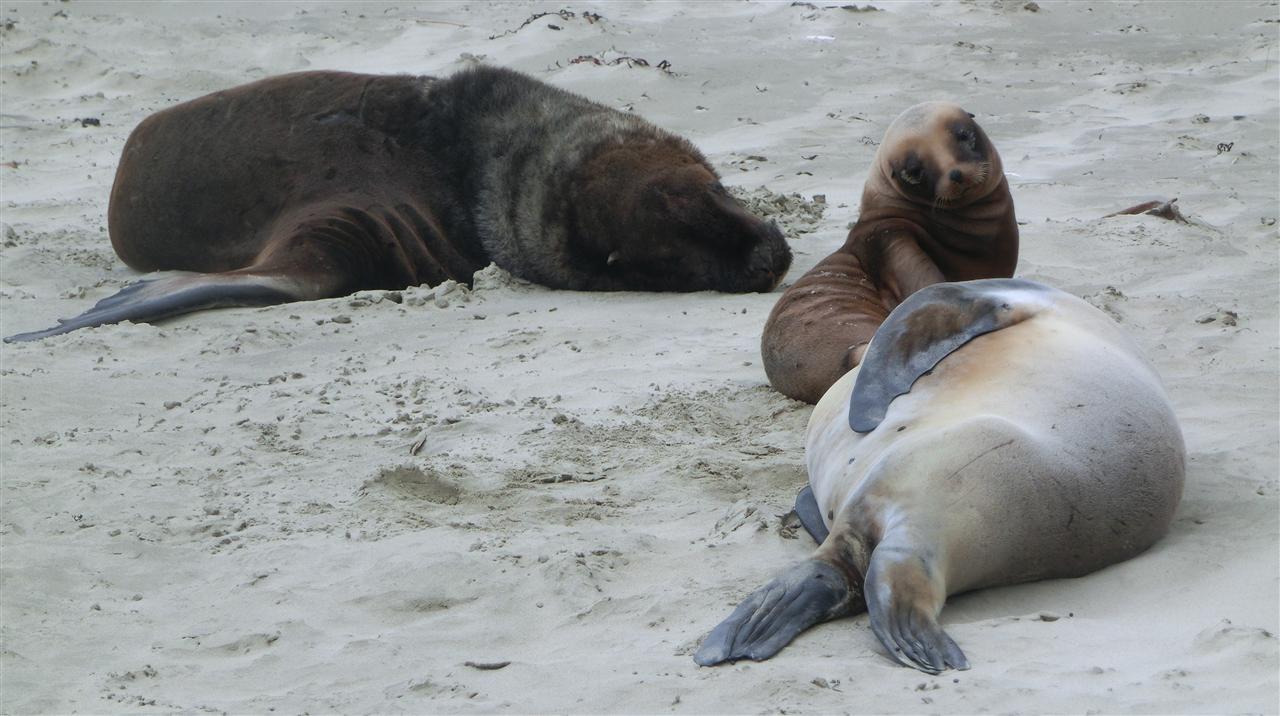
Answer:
412, 19, 468, 28
409, 430, 429, 456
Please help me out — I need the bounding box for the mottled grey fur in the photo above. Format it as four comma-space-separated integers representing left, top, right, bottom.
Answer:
417, 65, 787, 293
452, 71, 672, 287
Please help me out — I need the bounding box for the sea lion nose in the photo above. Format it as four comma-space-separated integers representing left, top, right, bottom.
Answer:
949, 169, 963, 183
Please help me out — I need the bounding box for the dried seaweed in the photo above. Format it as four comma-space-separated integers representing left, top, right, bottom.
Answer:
488, 8, 604, 40
565, 53, 674, 75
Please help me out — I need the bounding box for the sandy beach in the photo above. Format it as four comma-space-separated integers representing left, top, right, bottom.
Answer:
1, 1, 1277, 712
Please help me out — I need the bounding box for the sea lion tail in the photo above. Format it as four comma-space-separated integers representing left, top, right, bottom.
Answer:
693, 558, 859, 666
3, 273, 300, 342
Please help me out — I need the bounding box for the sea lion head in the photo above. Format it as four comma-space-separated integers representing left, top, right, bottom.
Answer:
874, 102, 1005, 209
573, 139, 792, 293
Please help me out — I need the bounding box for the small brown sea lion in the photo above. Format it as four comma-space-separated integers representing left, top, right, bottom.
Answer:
697, 278, 1185, 673
6, 66, 791, 342
760, 101, 1018, 403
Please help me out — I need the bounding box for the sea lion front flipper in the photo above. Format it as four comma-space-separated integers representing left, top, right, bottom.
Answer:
849, 279, 1045, 432
3, 273, 301, 342
864, 541, 968, 674
792, 485, 830, 544
694, 559, 854, 666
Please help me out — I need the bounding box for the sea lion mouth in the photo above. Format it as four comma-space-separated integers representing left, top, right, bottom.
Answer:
717, 224, 791, 292
713, 212, 791, 292
934, 161, 992, 206
755, 222, 793, 290
936, 186, 968, 205
934, 181, 968, 206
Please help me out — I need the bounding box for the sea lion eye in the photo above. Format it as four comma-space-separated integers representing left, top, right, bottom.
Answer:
899, 167, 923, 185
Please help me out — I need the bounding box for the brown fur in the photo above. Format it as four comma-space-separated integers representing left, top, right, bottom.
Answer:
761, 102, 1018, 403
108, 71, 473, 297
570, 141, 789, 291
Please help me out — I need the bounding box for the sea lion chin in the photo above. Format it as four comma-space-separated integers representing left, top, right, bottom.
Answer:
760, 101, 1018, 404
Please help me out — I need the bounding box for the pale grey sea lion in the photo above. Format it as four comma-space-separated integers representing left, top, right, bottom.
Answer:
698, 278, 1185, 673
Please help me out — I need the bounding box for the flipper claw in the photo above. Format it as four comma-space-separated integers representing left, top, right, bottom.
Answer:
864, 541, 968, 673
869, 593, 967, 674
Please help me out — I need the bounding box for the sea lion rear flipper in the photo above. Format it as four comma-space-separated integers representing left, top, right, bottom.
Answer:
864, 541, 968, 674
3, 273, 301, 342
792, 485, 829, 544
849, 279, 1045, 432
693, 559, 854, 666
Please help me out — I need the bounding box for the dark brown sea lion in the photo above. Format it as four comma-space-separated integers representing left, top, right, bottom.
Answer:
760, 101, 1018, 403
6, 66, 791, 342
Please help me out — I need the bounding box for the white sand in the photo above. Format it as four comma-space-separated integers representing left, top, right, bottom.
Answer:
2, 1, 1277, 713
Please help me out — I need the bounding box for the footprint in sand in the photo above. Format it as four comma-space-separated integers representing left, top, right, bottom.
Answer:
361, 465, 462, 505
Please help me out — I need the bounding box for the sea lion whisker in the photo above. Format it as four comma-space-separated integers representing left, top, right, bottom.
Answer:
973, 161, 991, 186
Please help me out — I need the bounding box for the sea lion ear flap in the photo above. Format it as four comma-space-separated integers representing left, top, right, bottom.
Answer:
848, 280, 1043, 433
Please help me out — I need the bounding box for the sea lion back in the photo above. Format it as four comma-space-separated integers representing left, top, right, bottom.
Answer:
109, 71, 448, 274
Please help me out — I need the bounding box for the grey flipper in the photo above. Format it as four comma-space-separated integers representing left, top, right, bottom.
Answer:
863, 542, 969, 674
4, 274, 299, 342
849, 278, 1047, 432
793, 485, 829, 544
694, 559, 855, 666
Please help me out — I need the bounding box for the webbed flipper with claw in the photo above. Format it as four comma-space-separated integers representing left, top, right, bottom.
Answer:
4, 273, 301, 342
694, 559, 858, 666
864, 541, 969, 673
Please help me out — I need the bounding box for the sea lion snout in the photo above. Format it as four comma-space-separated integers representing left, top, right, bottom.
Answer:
743, 220, 792, 292
938, 166, 978, 203
713, 189, 792, 281
705, 204, 791, 293
643, 175, 792, 293
569, 144, 790, 292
